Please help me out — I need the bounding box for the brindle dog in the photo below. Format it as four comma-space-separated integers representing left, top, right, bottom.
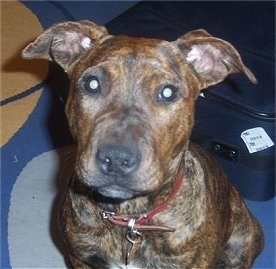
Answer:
23, 21, 264, 268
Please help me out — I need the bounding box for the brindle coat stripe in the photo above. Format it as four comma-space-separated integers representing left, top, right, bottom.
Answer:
22, 21, 264, 269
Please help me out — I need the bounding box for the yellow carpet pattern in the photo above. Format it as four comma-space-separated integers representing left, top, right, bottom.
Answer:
1, 1, 48, 146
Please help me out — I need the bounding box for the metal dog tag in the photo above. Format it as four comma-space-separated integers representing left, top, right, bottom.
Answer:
126, 230, 143, 265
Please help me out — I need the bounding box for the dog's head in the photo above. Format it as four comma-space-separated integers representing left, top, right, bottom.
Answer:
23, 21, 256, 200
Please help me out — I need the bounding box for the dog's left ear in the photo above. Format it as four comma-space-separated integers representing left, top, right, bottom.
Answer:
175, 29, 257, 90
22, 20, 108, 71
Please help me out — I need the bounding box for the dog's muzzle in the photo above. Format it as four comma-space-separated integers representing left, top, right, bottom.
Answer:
92, 142, 142, 200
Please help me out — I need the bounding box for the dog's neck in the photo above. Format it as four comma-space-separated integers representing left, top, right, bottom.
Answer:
105, 166, 185, 216
101, 172, 184, 232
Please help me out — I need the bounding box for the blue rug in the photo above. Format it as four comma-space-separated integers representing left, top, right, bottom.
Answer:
1, 1, 275, 268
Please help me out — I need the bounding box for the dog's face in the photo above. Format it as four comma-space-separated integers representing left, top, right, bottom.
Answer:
23, 21, 256, 200
66, 36, 197, 199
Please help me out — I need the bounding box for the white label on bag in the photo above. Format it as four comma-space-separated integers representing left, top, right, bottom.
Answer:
241, 127, 274, 153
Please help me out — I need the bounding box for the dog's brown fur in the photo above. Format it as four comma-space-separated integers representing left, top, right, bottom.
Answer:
23, 20, 264, 268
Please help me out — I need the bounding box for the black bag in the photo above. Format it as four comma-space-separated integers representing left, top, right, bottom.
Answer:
192, 89, 275, 201
106, 1, 275, 200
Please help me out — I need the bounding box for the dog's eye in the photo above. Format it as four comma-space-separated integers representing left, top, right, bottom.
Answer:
158, 85, 178, 102
84, 76, 101, 94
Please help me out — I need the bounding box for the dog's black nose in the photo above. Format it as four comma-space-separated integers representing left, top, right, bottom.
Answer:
96, 143, 140, 177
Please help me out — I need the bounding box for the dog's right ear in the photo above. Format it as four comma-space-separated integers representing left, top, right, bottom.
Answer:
22, 20, 108, 71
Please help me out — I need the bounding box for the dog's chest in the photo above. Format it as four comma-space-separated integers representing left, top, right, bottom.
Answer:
63, 192, 176, 267
102, 231, 179, 269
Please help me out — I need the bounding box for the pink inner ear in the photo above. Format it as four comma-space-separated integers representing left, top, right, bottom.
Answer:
186, 44, 223, 74
54, 31, 92, 54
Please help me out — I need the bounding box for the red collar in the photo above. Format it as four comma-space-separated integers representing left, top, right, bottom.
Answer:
102, 174, 184, 233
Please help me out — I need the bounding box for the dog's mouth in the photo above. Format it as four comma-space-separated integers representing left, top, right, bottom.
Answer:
96, 184, 138, 200
74, 165, 157, 202
71, 174, 141, 203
